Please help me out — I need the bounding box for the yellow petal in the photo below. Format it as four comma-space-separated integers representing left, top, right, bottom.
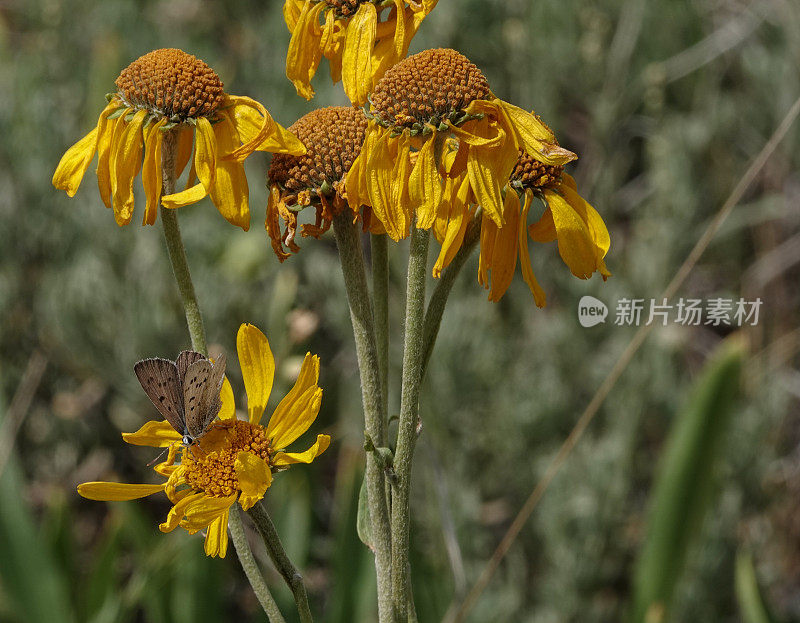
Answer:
494, 99, 577, 166
53, 127, 99, 197
97, 114, 124, 209
487, 189, 521, 301
224, 95, 304, 159
528, 207, 557, 243
432, 175, 471, 277
204, 509, 230, 558
53, 101, 117, 197
237, 323, 275, 424
218, 377, 236, 421
122, 419, 182, 447
160, 491, 206, 533
266, 352, 320, 443
410, 138, 442, 230
235, 452, 272, 511
320, 9, 344, 83
175, 127, 194, 178
283, 0, 304, 30
544, 188, 598, 278
560, 183, 610, 259
517, 190, 547, 307
193, 117, 217, 192
467, 143, 504, 227
210, 114, 250, 230
182, 493, 236, 531
286, 1, 326, 99
389, 132, 412, 236
273, 433, 331, 466
367, 128, 406, 240
478, 212, 496, 288
342, 2, 377, 106
161, 182, 208, 209
561, 172, 578, 191
141, 119, 166, 226
267, 376, 323, 450
110, 109, 147, 225
77, 481, 165, 501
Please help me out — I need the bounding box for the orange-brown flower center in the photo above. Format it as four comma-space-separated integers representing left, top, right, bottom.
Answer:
115, 48, 225, 121
511, 149, 564, 191
370, 48, 491, 129
269, 106, 368, 198
181, 420, 271, 498
322, 0, 370, 17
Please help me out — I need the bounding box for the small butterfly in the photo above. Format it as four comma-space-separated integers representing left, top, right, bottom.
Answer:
134, 350, 227, 446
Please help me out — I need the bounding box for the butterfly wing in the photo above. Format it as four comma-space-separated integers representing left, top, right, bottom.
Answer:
176, 350, 206, 385
200, 353, 227, 433
134, 358, 185, 436
182, 359, 214, 440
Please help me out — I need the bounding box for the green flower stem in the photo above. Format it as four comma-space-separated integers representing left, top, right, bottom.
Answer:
391, 225, 430, 621
332, 212, 393, 623
160, 133, 282, 619
371, 233, 390, 420
248, 502, 313, 623
160, 130, 207, 356
420, 219, 480, 380
228, 507, 287, 623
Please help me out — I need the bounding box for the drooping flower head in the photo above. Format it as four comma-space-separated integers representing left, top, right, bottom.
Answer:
78, 324, 330, 558
347, 48, 610, 304
267, 106, 379, 260
466, 149, 611, 305
53, 48, 305, 230
284, 0, 438, 105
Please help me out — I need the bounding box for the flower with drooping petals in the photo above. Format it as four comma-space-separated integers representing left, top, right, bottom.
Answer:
284, 0, 438, 105
267, 105, 383, 260
77, 323, 330, 557
53, 48, 305, 230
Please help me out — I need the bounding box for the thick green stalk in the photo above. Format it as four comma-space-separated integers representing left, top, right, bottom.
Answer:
159, 132, 282, 619
372, 233, 390, 420
391, 225, 430, 621
420, 220, 480, 379
160, 131, 207, 356
332, 213, 393, 623
248, 502, 313, 623
228, 507, 287, 623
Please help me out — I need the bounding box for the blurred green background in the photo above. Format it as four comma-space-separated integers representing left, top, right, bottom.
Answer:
1, 0, 799, 621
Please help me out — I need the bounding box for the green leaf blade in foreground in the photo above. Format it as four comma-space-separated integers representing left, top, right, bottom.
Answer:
735, 552, 781, 623
631, 337, 746, 623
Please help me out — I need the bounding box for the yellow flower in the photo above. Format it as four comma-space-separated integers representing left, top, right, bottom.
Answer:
284, 0, 438, 105
266, 105, 382, 260
345, 48, 578, 241
457, 150, 611, 305
53, 48, 305, 230
77, 323, 330, 558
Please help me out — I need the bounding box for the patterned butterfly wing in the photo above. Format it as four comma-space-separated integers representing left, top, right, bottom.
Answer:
182, 359, 214, 442
134, 358, 186, 436
176, 350, 206, 385
200, 353, 227, 433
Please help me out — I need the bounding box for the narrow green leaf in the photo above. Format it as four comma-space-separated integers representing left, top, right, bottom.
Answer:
735, 552, 781, 623
631, 337, 746, 622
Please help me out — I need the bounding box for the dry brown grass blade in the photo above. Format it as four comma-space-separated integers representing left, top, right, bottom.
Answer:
0, 350, 47, 480
445, 93, 800, 623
